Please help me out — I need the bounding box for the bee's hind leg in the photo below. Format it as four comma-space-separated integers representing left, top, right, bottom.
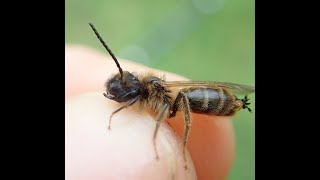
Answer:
169, 92, 183, 118
170, 90, 192, 170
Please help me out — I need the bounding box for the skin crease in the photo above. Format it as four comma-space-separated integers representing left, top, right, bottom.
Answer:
65, 45, 235, 180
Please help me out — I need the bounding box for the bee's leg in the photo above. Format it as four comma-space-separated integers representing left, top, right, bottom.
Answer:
170, 90, 192, 169
169, 92, 183, 118
180, 92, 191, 170
108, 96, 141, 131
152, 103, 169, 160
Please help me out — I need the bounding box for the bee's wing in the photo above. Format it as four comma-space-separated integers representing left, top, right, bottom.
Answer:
163, 81, 255, 95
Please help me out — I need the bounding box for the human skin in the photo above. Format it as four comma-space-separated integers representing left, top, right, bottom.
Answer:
65, 45, 235, 180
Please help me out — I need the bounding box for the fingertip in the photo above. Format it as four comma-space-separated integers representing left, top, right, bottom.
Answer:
65, 92, 197, 180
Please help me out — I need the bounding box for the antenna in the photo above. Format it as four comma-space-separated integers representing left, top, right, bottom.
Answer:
88, 22, 124, 78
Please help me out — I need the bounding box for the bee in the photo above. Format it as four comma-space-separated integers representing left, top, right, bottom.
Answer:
89, 22, 255, 169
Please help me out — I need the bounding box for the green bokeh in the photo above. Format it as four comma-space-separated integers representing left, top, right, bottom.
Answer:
66, 0, 255, 179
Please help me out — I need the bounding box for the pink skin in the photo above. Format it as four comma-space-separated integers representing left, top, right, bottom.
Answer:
65, 45, 235, 180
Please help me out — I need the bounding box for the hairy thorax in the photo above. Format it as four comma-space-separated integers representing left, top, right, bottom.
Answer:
138, 73, 174, 114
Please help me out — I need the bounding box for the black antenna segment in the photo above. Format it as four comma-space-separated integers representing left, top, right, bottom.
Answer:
88, 22, 123, 78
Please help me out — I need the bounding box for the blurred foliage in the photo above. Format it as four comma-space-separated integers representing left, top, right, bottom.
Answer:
66, 0, 254, 179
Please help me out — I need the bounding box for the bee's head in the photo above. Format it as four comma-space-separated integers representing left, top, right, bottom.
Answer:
105, 71, 141, 102
89, 22, 142, 103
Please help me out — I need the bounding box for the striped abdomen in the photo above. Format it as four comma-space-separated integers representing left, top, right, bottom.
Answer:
185, 87, 242, 116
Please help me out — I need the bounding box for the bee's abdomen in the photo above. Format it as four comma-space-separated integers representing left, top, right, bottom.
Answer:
186, 88, 240, 116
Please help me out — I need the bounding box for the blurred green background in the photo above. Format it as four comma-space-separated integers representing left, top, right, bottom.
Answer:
66, 0, 254, 179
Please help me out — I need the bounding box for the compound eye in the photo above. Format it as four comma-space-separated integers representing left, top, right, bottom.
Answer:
108, 82, 122, 95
